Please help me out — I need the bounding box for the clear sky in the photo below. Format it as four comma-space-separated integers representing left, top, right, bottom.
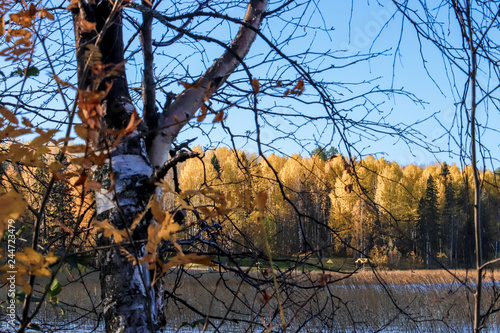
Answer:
335, 0, 499, 169
176, 0, 499, 169
2, 0, 498, 170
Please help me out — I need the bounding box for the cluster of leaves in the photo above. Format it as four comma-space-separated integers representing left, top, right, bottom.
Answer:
0, 248, 58, 294
0, 2, 232, 315
0, 108, 62, 231
0, 0, 134, 303
98, 175, 275, 287
0, 1, 53, 62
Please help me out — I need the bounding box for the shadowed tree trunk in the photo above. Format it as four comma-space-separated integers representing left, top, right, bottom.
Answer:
72, 0, 268, 331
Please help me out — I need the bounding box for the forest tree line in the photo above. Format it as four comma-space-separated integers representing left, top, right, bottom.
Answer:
175, 146, 500, 269
3, 145, 499, 270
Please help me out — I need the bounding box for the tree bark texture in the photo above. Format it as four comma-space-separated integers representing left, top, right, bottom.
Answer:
72, 0, 268, 331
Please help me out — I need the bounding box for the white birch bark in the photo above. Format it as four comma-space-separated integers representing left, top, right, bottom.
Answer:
148, 0, 268, 168
86, 1, 268, 331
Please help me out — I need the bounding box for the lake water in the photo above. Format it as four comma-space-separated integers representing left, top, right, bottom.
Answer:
2, 273, 500, 332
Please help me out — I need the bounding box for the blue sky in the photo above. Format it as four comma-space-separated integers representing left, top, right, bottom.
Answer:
2, 0, 498, 170
270, 0, 497, 168
172, 0, 499, 169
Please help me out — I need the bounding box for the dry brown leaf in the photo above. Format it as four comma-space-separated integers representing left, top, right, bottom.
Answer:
28, 3, 37, 17
73, 173, 87, 187
87, 152, 107, 166
251, 78, 260, 93
55, 219, 74, 236
84, 180, 102, 191
244, 189, 251, 210
9, 29, 31, 38
74, 124, 88, 140
40, 9, 54, 20
29, 129, 58, 148
66, 0, 80, 11
123, 109, 142, 135
319, 273, 332, 287
197, 104, 207, 122
178, 81, 192, 89
78, 17, 96, 33
212, 110, 225, 123
48, 161, 64, 173
21, 117, 32, 127
258, 290, 271, 305
0, 15, 4, 36
53, 74, 75, 89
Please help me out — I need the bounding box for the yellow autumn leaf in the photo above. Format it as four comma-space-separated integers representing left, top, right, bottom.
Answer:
1, 263, 30, 294
162, 253, 214, 273
0, 105, 19, 124
16, 248, 41, 266
198, 206, 215, 219
44, 252, 58, 265
184, 253, 215, 267
155, 179, 172, 194
148, 197, 166, 223
29, 128, 58, 148
157, 222, 180, 241
93, 220, 128, 242
178, 189, 202, 199
74, 124, 88, 139
120, 247, 138, 265
20, 280, 32, 294
146, 224, 160, 253
48, 161, 64, 173
143, 252, 157, 269
15, 248, 58, 278
0, 191, 28, 234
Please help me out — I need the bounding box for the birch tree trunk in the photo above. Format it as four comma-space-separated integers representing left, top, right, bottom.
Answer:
72, 0, 268, 331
